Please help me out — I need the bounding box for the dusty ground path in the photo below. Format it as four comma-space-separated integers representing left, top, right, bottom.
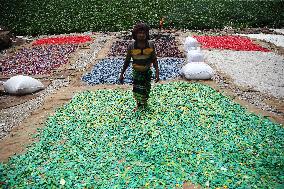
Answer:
0, 30, 283, 173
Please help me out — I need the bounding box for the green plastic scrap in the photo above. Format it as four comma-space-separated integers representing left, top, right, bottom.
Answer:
0, 81, 283, 188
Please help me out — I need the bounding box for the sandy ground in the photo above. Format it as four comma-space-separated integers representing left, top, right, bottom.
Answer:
0, 30, 283, 173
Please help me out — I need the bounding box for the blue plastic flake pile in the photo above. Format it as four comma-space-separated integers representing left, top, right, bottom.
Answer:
1, 81, 283, 188
0, 44, 78, 75
82, 58, 185, 85
108, 40, 184, 58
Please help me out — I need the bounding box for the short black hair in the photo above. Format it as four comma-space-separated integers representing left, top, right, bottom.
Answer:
132, 22, 150, 41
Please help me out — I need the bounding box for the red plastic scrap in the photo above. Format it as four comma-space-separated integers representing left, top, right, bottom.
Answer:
33, 35, 92, 45
193, 35, 270, 52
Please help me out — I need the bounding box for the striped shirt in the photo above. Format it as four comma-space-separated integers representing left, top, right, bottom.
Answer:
125, 41, 157, 72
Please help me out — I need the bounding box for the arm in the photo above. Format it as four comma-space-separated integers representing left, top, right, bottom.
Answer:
150, 41, 159, 82
119, 59, 130, 81
153, 57, 159, 82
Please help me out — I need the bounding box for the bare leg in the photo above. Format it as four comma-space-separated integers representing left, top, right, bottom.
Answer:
133, 100, 141, 112
141, 100, 148, 108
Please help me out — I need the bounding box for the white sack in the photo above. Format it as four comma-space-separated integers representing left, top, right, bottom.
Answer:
181, 62, 214, 80
4, 75, 44, 95
186, 49, 204, 63
184, 36, 199, 51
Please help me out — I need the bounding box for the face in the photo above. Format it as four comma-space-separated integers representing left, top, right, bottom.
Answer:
136, 30, 146, 41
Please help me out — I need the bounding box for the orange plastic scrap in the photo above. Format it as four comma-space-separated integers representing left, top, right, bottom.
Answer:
159, 17, 165, 30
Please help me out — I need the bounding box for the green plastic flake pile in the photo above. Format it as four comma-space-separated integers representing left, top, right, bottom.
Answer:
1, 81, 283, 188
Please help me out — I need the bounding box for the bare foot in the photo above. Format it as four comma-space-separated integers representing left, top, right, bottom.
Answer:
133, 106, 139, 112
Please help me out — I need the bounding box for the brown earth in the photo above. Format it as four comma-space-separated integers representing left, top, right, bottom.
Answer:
0, 30, 283, 189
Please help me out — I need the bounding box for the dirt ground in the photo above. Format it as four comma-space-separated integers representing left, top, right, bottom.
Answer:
0, 31, 283, 178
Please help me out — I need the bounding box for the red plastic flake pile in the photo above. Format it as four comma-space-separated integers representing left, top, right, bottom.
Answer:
33, 35, 92, 45
193, 35, 270, 52
0, 45, 78, 75
108, 39, 184, 58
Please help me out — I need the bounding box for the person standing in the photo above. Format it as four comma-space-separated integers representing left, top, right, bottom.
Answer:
119, 22, 159, 111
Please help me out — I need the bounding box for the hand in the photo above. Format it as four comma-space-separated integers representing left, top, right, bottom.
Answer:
155, 77, 160, 83
119, 74, 124, 84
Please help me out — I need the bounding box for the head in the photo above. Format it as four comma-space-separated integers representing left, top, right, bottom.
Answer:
132, 22, 150, 41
